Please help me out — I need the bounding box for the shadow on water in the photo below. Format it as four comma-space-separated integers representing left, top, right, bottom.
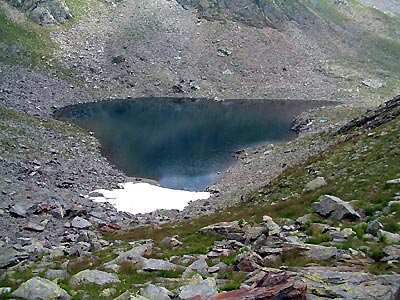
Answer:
55, 98, 331, 191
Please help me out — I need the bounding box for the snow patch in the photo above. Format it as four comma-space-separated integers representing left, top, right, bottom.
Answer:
89, 182, 210, 214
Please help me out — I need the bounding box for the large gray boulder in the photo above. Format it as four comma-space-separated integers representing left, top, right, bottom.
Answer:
183, 258, 208, 278
179, 277, 218, 300
139, 284, 171, 300
69, 270, 120, 287
311, 195, 360, 220
13, 277, 70, 299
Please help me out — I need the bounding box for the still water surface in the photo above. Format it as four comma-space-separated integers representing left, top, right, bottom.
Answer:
56, 98, 325, 191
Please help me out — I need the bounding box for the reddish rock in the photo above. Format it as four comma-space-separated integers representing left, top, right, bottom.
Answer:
35, 204, 56, 215
208, 281, 306, 300
100, 223, 121, 233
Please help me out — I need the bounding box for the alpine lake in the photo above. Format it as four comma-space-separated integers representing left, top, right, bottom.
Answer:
55, 98, 329, 191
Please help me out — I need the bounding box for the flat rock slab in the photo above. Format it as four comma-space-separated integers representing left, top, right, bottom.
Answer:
69, 270, 120, 287
13, 277, 70, 300
0, 248, 29, 268
297, 267, 400, 300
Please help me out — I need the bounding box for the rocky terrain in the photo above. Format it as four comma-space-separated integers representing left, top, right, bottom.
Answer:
1, 0, 400, 298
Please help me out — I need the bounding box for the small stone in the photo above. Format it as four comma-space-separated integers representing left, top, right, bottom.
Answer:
387, 178, 400, 184
9, 204, 27, 218
0, 287, 12, 295
99, 288, 116, 297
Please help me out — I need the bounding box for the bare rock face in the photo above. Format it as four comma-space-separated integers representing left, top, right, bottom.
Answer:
6, 0, 72, 26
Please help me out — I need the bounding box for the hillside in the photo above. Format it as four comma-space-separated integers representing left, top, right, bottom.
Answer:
0, 0, 400, 299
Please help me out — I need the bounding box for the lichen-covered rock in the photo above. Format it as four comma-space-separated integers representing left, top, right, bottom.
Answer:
179, 277, 218, 300
69, 270, 120, 287
311, 195, 360, 220
141, 258, 182, 272
13, 277, 70, 299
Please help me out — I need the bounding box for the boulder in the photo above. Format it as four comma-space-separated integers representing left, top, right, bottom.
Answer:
378, 230, 400, 243
304, 177, 327, 192
71, 216, 92, 229
69, 270, 120, 287
311, 195, 360, 220
306, 245, 342, 261
207, 269, 307, 300
262, 216, 281, 235
141, 258, 182, 272
13, 277, 70, 299
113, 290, 133, 300
298, 267, 400, 300
159, 237, 182, 249
45, 269, 69, 280
199, 221, 247, 243
235, 251, 265, 272
366, 220, 384, 236
382, 245, 400, 260
183, 258, 208, 278
139, 284, 171, 300
0, 248, 29, 268
179, 277, 218, 300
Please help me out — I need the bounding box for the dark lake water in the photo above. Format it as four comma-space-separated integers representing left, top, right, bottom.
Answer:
55, 98, 326, 191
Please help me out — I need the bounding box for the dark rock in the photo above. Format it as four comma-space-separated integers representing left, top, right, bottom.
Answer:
235, 251, 265, 272
366, 220, 384, 236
